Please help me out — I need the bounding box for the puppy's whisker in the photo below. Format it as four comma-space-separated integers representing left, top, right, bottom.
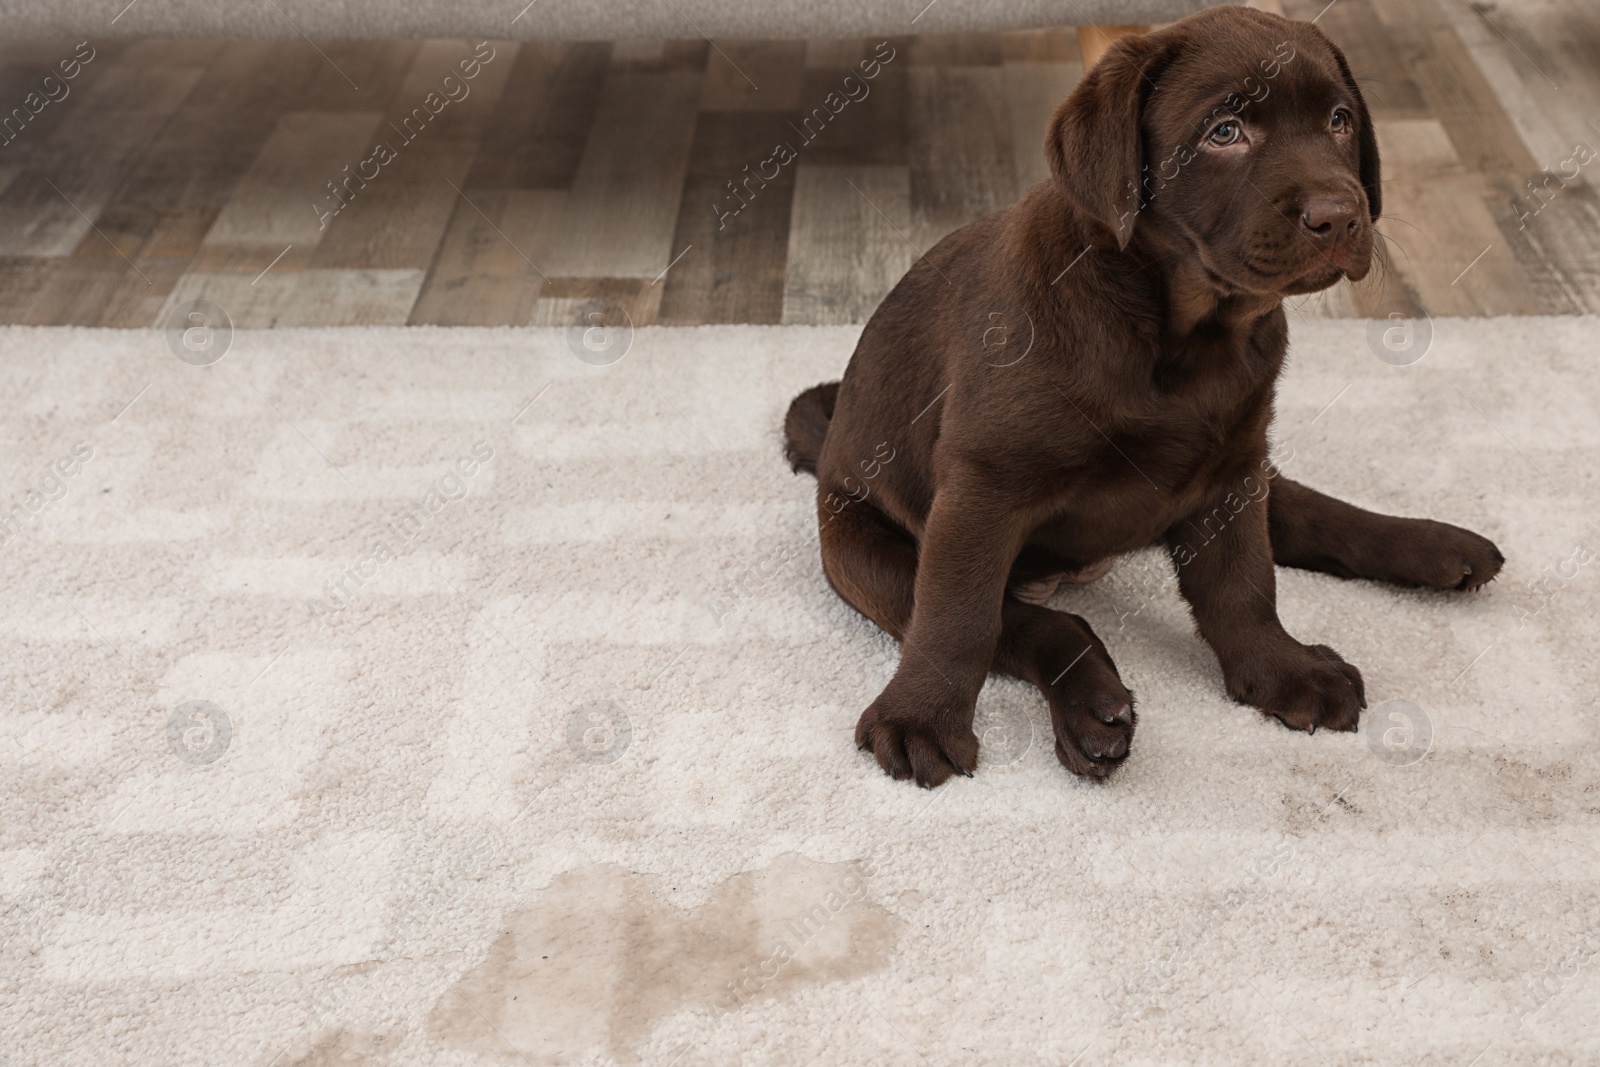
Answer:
1346, 235, 1393, 292
1375, 213, 1424, 237
1371, 236, 1397, 286
1371, 227, 1412, 272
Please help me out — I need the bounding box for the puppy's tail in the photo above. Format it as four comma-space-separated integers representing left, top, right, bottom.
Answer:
783, 381, 838, 476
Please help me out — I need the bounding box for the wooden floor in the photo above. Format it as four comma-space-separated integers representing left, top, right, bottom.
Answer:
0, 0, 1597, 328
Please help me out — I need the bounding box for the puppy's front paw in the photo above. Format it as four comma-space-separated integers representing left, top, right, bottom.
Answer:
1225, 642, 1365, 734
1387, 519, 1504, 592
855, 693, 979, 789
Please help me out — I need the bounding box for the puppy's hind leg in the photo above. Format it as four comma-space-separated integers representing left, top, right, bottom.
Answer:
993, 601, 1136, 779
817, 492, 918, 640
819, 491, 1136, 783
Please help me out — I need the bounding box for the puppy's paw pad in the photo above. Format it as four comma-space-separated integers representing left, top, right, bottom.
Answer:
1050, 684, 1136, 780
1054, 714, 1135, 778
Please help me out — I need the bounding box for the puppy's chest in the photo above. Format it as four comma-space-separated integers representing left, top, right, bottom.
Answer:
1107, 334, 1280, 483
1148, 327, 1280, 405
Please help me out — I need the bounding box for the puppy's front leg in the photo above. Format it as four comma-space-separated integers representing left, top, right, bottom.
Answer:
856, 465, 1030, 787
1169, 472, 1366, 733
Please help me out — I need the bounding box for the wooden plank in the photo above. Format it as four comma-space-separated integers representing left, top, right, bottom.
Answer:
0, 64, 51, 166
275, 268, 427, 326
782, 164, 914, 325
66, 203, 154, 263
907, 66, 1017, 250
1437, 0, 1600, 165
999, 28, 1081, 63
112, 40, 403, 304
699, 40, 805, 110
115, 37, 231, 69
529, 277, 663, 328
1359, 0, 1588, 313
662, 40, 713, 71
1306, 0, 1430, 120
0, 109, 171, 256
89, 258, 192, 327
152, 270, 301, 328
11, 251, 187, 328
0, 256, 83, 325
805, 39, 868, 68
1373, 119, 1547, 315
1481, 172, 1600, 314
59, 91, 254, 275
464, 42, 611, 191
1433, 0, 1600, 312
1077, 25, 1149, 70
152, 267, 423, 327
380, 40, 518, 145
790, 63, 908, 167
0, 257, 66, 323
281, 39, 417, 113
461, 40, 561, 189
137, 209, 217, 262
613, 39, 707, 73
1003, 59, 1082, 192
310, 140, 479, 271
1368, 0, 1538, 177
189, 244, 316, 274
0, 40, 181, 253
0, 254, 177, 327
610, 40, 666, 68
906, 32, 1004, 67
658, 111, 797, 324
535, 69, 701, 278
0, 41, 124, 170
76, 63, 206, 116
201, 111, 385, 250
73, 37, 235, 254
66, 204, 214, 269
103, 105, 276, 217
1554, 0, 1600, 114
408, 189, 557, 326
178, 40, 330, 116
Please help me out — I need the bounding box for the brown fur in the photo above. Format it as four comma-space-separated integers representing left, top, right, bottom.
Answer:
784, 6, 1503, 787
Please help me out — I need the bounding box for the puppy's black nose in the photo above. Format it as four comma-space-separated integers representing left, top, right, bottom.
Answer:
1300, 197, 1360, 239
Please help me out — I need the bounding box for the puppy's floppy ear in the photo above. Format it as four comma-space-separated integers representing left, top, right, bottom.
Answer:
1045, 33, 1172, 249
1323, 35, 1381, 222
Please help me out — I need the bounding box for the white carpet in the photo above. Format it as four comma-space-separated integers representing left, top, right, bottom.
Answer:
1, 318, 1597, 1066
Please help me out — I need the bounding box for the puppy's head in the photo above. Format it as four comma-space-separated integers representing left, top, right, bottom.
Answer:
1046, 7, 1379, 296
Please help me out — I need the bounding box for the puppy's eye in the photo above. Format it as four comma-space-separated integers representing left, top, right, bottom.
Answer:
1207, 121, 1242, 147
1331, 108, 1353, 133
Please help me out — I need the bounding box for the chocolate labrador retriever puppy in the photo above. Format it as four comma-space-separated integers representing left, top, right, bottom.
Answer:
783, 6, 1503, 787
